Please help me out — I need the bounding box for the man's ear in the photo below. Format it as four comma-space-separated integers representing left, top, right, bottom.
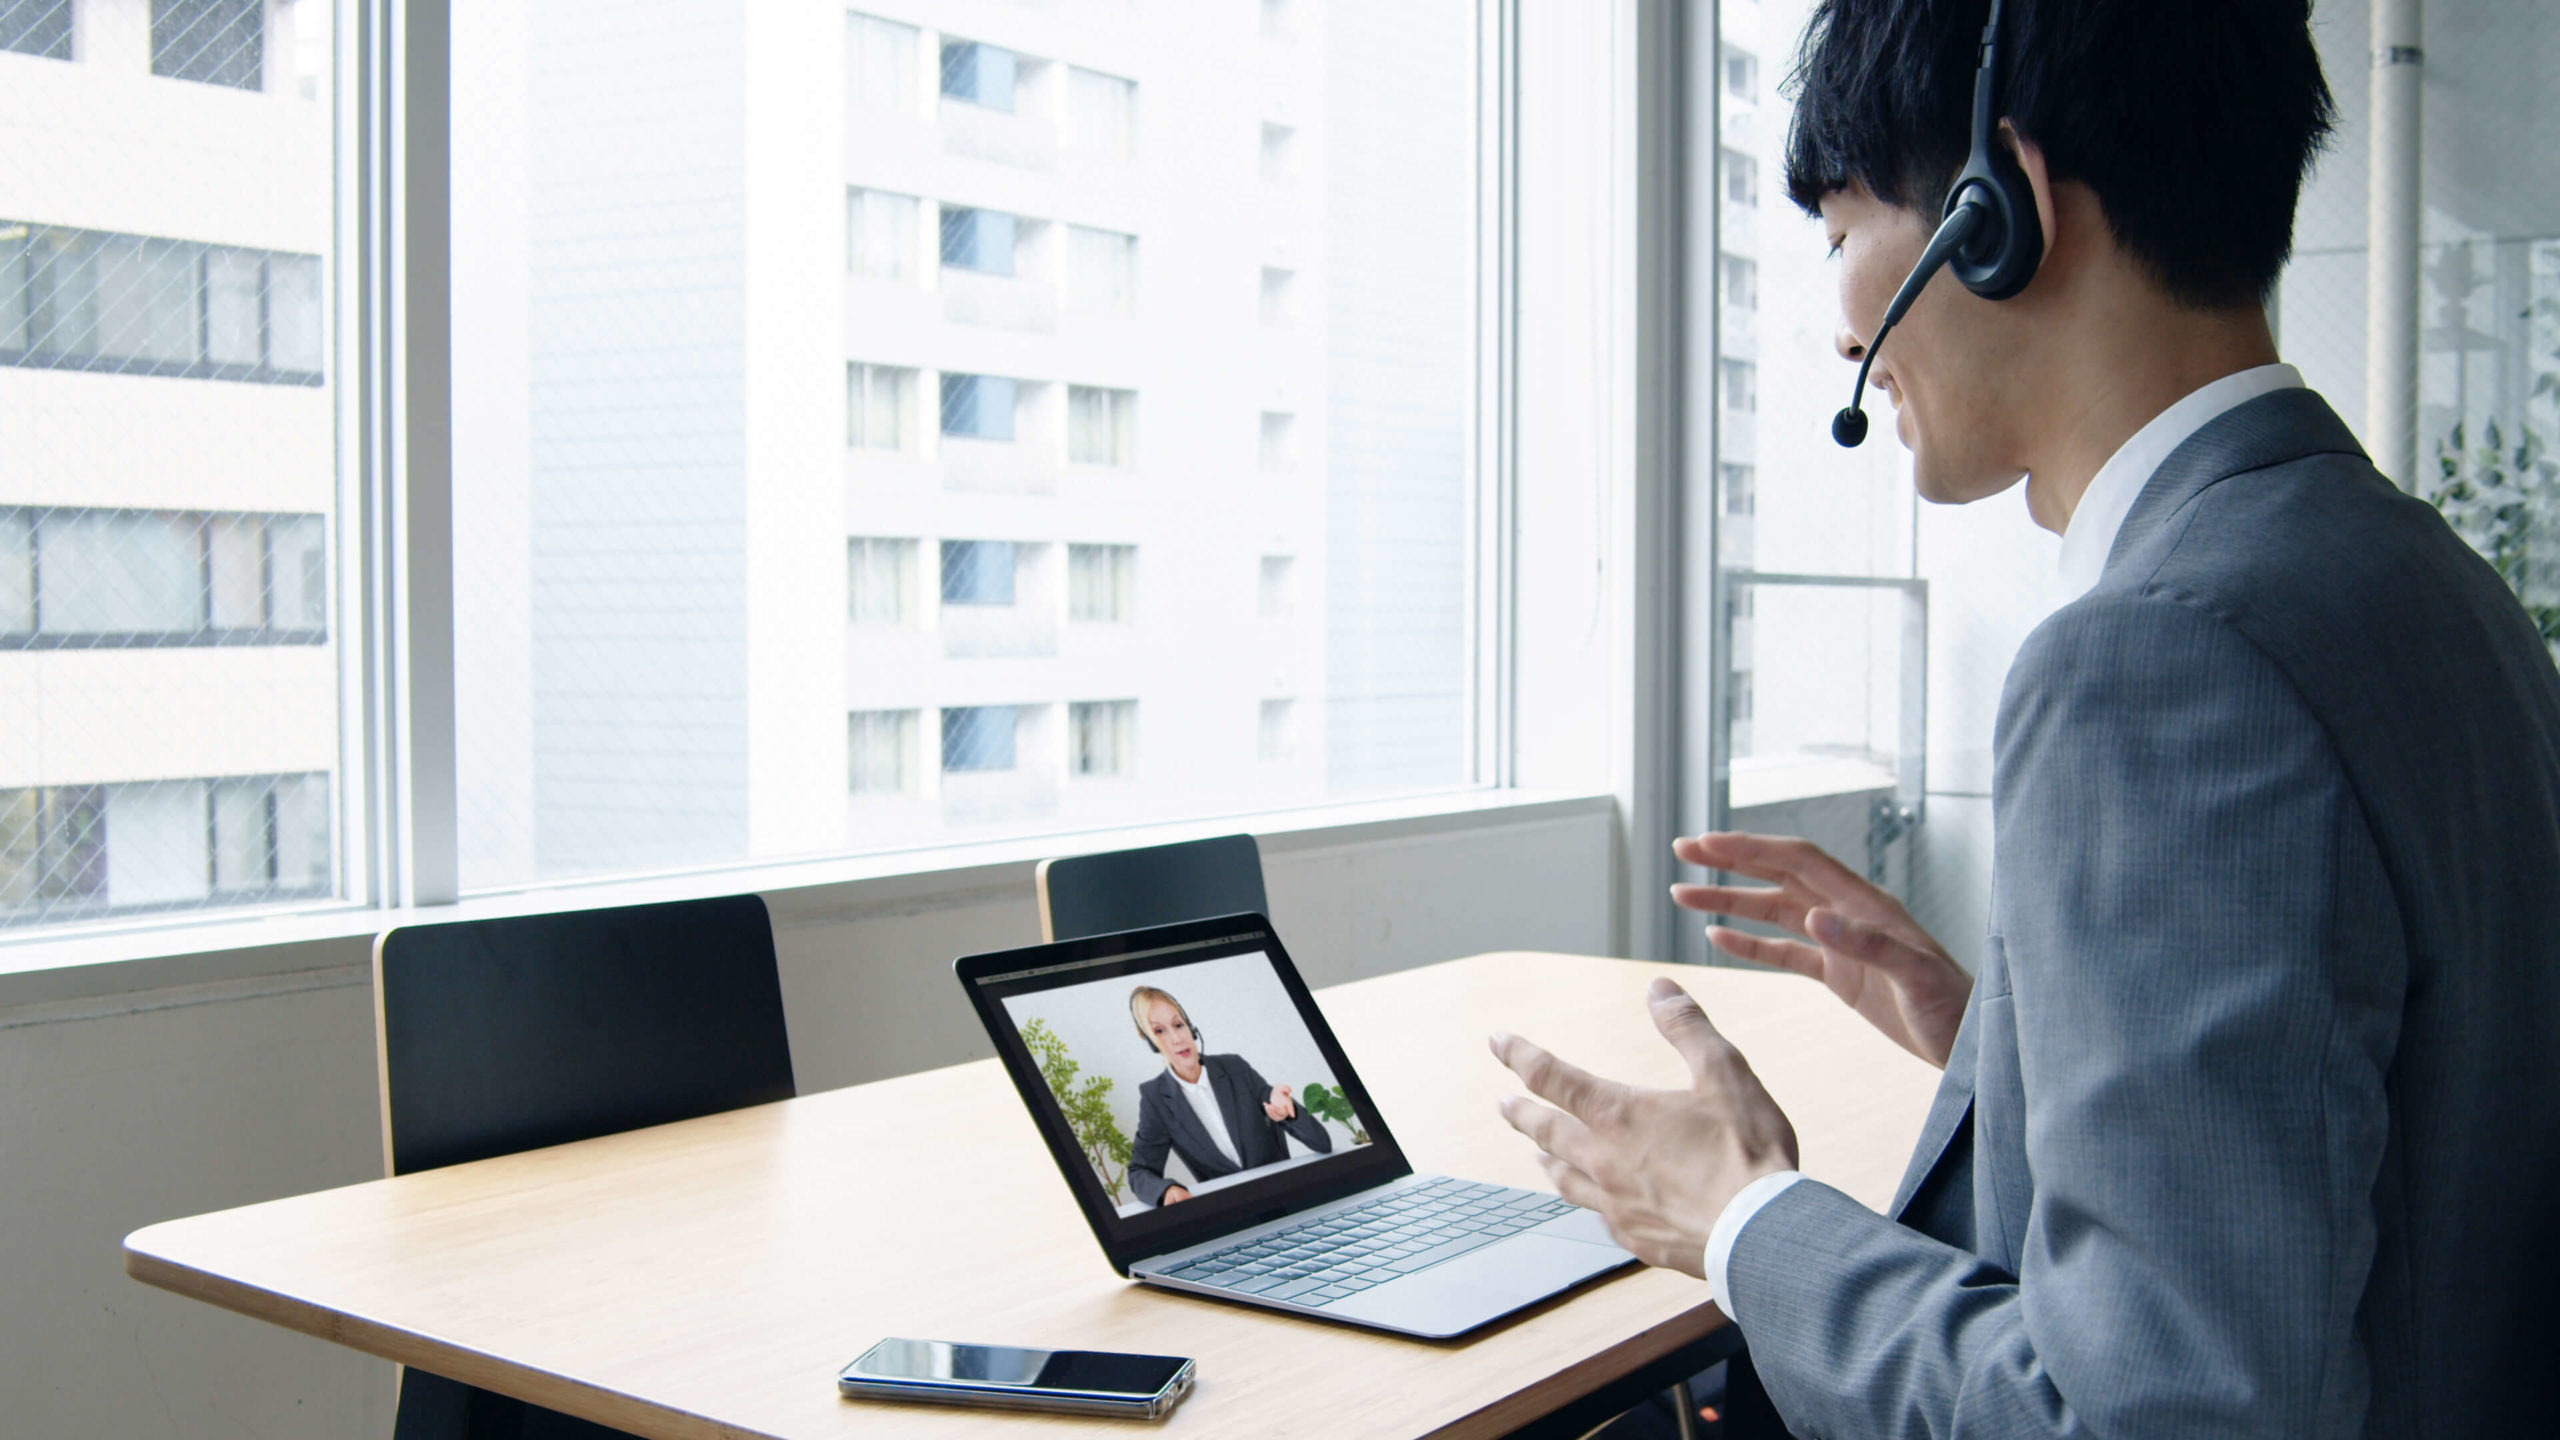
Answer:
2001, 121, 2058, 285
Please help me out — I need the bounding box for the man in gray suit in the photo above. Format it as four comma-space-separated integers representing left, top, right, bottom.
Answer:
1493, 1, 2560, 1434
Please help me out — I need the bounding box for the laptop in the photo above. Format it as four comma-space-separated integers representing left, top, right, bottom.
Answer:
955, 913, 1636, 1339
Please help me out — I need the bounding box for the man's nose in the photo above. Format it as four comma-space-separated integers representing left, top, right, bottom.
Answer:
1835, 325, 1867, 364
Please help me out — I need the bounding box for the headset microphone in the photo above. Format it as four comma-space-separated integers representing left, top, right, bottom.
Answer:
1833, 198, 1987, 447
1831, 0, 2044, 448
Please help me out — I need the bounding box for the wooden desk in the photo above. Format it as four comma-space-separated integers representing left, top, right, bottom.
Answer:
125, 953, 1939, 1438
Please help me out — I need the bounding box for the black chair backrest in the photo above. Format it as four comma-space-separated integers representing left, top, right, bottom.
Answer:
1035, 834, 1269, 942
374, 893, 796, 1177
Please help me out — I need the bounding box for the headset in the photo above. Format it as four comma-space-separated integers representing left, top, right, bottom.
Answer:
1832, 0, 2046, 447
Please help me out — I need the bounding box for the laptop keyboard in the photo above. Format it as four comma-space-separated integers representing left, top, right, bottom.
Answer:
1154, 1176, 1580, 1307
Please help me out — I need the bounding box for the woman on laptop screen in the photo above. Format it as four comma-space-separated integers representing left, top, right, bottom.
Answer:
1127, 986, 1331, 1206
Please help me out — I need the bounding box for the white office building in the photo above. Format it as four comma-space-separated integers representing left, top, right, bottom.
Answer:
450, 0, 1475, 888
0, 0, 339, 926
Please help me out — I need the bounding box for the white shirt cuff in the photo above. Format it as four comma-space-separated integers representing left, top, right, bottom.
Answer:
1705, 1170, 1803, 1322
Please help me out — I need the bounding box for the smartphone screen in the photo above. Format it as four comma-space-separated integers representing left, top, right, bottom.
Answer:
848, 1339, 1189, 1398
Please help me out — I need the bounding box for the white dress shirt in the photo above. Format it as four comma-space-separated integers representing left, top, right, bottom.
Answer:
1703, 362, 2307, 1321
2056, 363, 2303, 599
1170, 1063, 1244, 1169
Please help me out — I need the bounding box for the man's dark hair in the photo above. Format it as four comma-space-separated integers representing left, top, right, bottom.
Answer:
1782, 0, 2335, 308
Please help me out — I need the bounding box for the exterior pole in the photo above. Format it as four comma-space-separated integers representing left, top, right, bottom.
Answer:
2366, 0, 2423, 491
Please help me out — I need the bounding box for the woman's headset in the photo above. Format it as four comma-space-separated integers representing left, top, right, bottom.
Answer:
1832, 0, 2046, 447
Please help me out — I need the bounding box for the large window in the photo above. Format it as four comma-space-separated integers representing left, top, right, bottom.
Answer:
1, 0, 342, 932
435, 0, 1487, 898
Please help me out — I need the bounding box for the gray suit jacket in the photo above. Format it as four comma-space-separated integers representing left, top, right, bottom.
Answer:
1725, 390, 2560, 1437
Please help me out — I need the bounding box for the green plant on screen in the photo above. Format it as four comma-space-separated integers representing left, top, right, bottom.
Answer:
1021, 1018, 1133, 1202
1300, 1082, 1368, 1145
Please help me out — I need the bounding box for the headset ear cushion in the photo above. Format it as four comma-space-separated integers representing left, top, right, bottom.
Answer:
1948, 146, 2045, 301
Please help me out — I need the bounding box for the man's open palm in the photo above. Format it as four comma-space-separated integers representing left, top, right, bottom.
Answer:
1671, 832, 1972, 1068
1492, 978, 1799, 1277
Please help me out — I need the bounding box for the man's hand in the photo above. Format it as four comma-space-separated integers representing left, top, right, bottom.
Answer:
1161, 1185, 1192, 1205
1491, 978, 1799, 1279
1263, 1085, 1296, 1121
1672, 832, 1973, 1068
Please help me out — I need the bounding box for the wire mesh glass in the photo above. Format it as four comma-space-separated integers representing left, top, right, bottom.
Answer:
1, 0, 341, 931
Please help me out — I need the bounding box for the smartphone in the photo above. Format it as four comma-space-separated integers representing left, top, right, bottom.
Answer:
838, 1338, 1196, 1420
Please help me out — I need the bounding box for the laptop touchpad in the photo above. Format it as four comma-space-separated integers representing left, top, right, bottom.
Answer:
1325, 1235, 1632, 1339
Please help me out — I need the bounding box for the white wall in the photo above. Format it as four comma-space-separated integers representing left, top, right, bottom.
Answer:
0, 797, 1611, 1439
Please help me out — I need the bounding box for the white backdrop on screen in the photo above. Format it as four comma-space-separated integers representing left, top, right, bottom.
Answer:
1001, 951, 1357, 1176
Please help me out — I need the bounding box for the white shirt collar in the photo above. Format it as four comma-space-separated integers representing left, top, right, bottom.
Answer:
1171, 1062, 1214, 1095
2056, 363, 2302, 598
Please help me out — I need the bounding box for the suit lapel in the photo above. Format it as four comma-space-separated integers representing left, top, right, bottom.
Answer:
1208, 1059, 1257, 1166
1889, 990, 1982, 1220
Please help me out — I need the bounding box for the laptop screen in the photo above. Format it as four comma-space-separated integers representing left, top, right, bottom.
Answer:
959, 916, 1409, 1267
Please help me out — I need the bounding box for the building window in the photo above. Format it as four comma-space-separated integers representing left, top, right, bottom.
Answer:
1067, 68, 1136, 159
1068, 543, 1135, 622
153, 0, 263, 92
1725, 48, 1757, 100
847, 363, 915, 452
2, 507, 327, 648
848, 710, 919, 796
1071, 700, 1136, 778
1721, 358, 1757, 414
1260, 122, 1295, 182
1721, 254, 1757, 311
1259, 411, 1296, 471
1721, 464, 1756, 517
940, 372, 1017, 441
847, 188, 920, 281
847, 12, 919, 112
1066, 226, 1136, 315
1, 222, 326, 385
1067, 386, 1135, 466
1260, 266, 1296, 328
940, 540, 1017, 607
940, 39, 1017, 113
1, 773, 329, 924
1723, 149, 1758, 208
939, 206, 1017, 277
0, 786, 103, 915
1258, 698, 1296, 762
941, 705, 1018, 772
1259, 555, 1296, 618
1, 1, 73, 61
848, 538, 918, 624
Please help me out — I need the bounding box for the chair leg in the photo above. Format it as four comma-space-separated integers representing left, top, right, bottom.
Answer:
1670, 1379, 1702, 1440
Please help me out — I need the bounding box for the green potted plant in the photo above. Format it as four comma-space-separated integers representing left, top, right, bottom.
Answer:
1020, 1018, 1133, 1202
2425, 418, 2560, 666
1299, 1081, 1367, 1145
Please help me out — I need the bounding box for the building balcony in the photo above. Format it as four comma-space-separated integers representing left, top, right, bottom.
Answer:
939, 435, 1056, 496
941, 603, 1058, 660
941, 269, 1058, 333
940, 104, 1059, 173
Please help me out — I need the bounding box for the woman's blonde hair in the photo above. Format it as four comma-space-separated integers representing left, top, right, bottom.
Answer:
1128, 985, 1201, 1052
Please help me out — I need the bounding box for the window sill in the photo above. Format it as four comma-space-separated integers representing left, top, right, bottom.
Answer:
0, 787, 1616, 1012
